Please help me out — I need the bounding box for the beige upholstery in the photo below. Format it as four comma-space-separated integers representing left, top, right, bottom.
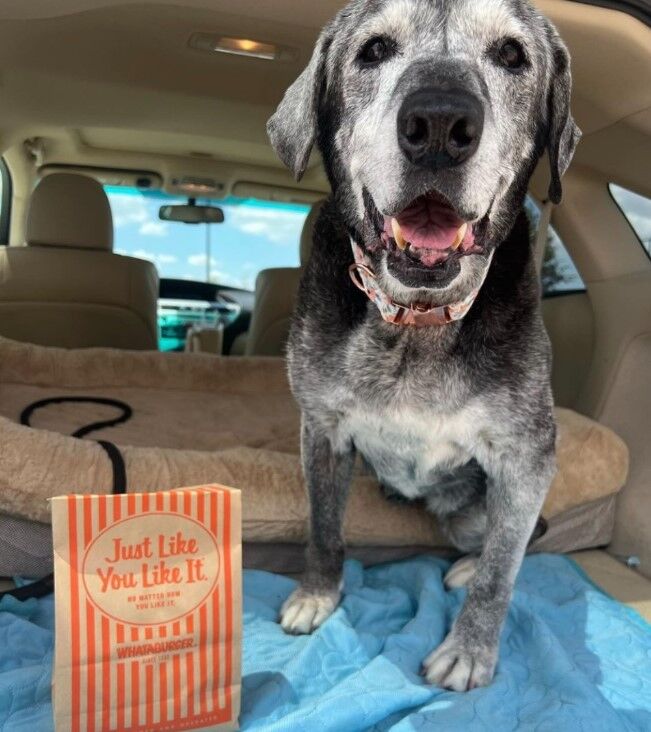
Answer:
243, 268, 302, 356
599, 333, 651, 580
0, 173, 159, 350
26, 173, 113, 251
0, 336, 629, 551
0, 376, 628, 554
571, 550, 651, 622
243, 199, 325, 356
543, 172, 651, 579
541, 292, 594, 409
229, 331, 248, 355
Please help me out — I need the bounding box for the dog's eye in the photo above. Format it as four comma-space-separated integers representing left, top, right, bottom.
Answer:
358, 36, 393, 66
496, 39, 526, 70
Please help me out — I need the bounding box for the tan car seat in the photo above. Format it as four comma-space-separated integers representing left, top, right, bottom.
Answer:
0, 173, 159, 350
236, 199, 325, 357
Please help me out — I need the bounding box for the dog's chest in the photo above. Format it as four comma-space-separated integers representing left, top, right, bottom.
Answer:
339, 401, 487, 499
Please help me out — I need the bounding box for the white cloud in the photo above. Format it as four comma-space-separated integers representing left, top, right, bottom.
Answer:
226, 205, 306, 246
188, 254, 217, 268
109, 194, 149, 228
209, 268, 255, 291
125, 248, 178, 266
108, 192, 168, 238
139, 220, 168, 237
238, 221, 268, 237
187, 253, 254, 289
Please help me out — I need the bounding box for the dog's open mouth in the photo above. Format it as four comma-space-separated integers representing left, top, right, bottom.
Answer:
380, 192, 482, 268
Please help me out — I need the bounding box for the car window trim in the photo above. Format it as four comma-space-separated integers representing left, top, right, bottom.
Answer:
542, 287, 588, 300
0, 158, 12, 245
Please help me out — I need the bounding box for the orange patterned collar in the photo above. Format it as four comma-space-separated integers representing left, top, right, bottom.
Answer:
348, 241, 492, 327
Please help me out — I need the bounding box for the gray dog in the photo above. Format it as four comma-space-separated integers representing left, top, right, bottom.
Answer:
267, 0, 580, 691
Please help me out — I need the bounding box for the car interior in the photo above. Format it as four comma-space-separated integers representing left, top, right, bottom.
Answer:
0, 0, 650, 638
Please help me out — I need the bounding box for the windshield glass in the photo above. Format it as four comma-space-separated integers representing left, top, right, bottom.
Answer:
105, 186, 309, 291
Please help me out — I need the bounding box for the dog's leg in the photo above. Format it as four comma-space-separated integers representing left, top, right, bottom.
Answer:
422, 439, 555, 691
426, 459, 487, 554
444, 513, 548, 589
280, 414, 355, 634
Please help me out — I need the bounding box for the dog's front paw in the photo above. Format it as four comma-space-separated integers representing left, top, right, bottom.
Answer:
444, 556, 478, 589
279, 586, 340, 634
422, 629, 498, 691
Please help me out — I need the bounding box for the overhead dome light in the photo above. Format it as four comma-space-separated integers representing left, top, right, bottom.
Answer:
188, 33, 295, 61
172, 177, 225, 196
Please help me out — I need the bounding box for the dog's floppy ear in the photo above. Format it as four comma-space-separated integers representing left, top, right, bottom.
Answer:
546, 33, 581, 204
267, 30, 331, 181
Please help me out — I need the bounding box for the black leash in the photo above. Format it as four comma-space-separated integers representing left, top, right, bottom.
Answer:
20, 396, 133, 441
95, 440, 128, 496
0, 397, 130, 601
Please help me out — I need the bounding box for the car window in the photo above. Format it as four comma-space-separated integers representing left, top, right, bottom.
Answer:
524, 196, 585, 296
105, 186, 310, 291
609, 184, 651, 259
0, 158, 11, 245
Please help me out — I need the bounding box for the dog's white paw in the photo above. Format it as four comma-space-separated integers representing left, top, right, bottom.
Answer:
279, 587, 340, 634
422, 630, 497, 691
444, 556, 478, 589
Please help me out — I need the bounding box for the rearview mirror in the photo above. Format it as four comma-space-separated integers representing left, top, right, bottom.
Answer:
159, 204, 224, 225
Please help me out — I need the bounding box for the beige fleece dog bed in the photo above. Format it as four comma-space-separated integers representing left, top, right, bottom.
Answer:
0, 337, 629, 555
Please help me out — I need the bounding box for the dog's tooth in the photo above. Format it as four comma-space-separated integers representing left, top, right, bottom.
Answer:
451, 222, 468, 251
391, 218, 407, 251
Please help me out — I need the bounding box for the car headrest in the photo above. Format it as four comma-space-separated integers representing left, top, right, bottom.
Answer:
26, 173, 113, 251
300, 199, 327, 266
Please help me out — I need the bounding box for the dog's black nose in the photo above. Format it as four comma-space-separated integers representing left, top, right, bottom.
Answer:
397, 89, 484, 168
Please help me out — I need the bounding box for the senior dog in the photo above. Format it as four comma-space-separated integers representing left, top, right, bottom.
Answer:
267, 0, 580, 691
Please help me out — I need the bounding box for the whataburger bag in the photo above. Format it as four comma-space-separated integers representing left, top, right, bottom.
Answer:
51, 485, 241, 732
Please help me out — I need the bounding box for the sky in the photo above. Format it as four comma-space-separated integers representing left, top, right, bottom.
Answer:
106, 187, 309, 291
610, 184, 651, 256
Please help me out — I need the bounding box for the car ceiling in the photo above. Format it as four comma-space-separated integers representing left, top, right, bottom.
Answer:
0, 0, 649, 196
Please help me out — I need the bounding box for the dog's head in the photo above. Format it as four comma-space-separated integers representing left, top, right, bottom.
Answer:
268, 0, 580, 305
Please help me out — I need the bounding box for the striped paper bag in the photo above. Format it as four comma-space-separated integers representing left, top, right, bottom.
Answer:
52, 485, 241, 732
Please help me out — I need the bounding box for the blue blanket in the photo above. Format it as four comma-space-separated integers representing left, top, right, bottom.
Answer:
1, 555, 650, 731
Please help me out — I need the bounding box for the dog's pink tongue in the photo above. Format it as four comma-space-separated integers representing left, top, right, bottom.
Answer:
391, 197, 465, 250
